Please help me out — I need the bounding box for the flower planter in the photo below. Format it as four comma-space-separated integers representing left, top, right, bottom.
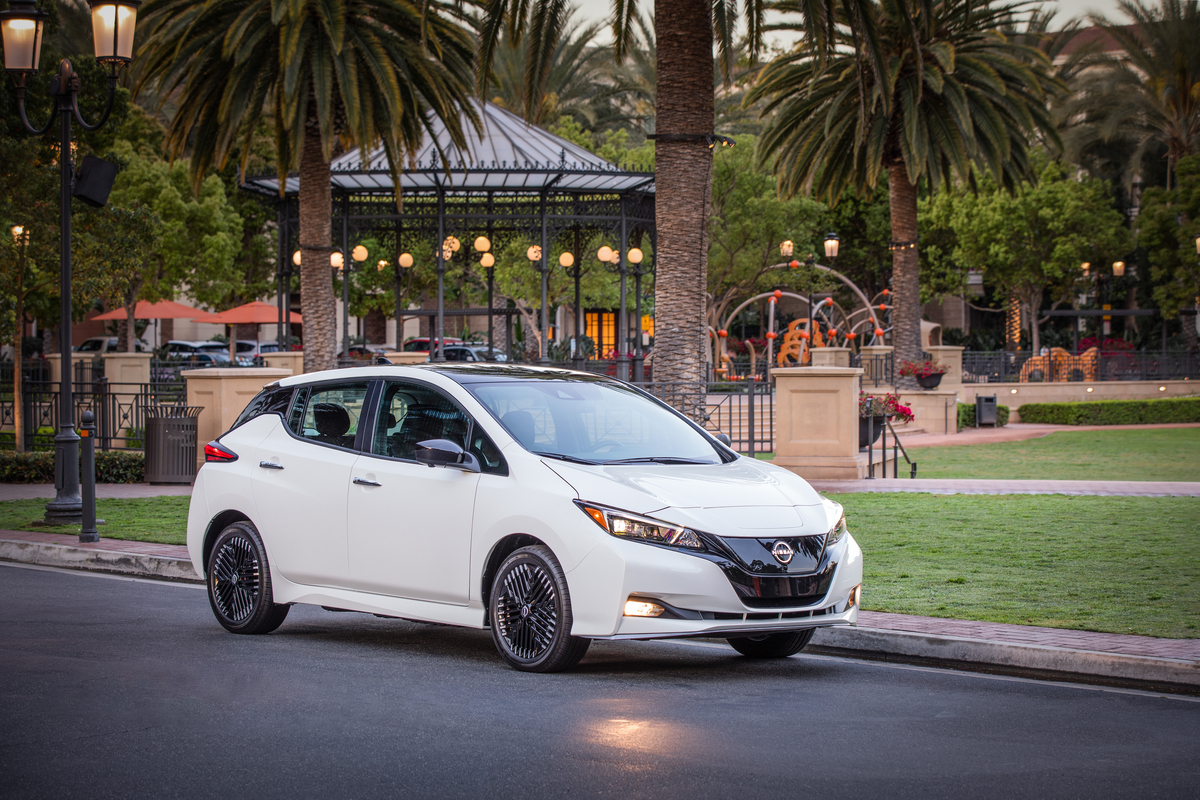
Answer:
916, 372, 944, 389
859, 415, 886, 449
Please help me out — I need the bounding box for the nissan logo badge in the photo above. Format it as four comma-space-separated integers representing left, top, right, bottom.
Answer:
772, 541, 794, 565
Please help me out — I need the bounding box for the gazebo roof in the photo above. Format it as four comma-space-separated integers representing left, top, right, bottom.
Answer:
245, 101, 655, 196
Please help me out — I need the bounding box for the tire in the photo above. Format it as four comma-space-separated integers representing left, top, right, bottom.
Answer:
726, 629, 814, 659
489, 545, 590, 672
207, 522, 289, 635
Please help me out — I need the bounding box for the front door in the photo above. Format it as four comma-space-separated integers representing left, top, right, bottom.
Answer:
250, 380, 371, 588
346, 380, 483, 604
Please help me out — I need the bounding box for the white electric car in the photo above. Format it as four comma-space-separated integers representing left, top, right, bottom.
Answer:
187, 365, 863, 672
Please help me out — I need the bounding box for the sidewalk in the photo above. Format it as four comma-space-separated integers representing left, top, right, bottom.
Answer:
0, 483, 193, 501
897, 421, 1200, 448
2, 528, 1196, 694
809, 478, 1200, 496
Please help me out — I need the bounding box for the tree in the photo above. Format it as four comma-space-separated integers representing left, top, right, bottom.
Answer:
477, 0, 858, 389
748, 0, 1061, 386
133, 0, 479, 371
921, 158, 1132, 353
1061, 0, 1200, 191
1137, 154, 1200, 345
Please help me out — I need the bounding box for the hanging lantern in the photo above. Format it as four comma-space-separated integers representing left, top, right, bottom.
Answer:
90, 0, 141, 65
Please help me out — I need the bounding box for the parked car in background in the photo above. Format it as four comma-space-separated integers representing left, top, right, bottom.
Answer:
188, 364, 862, 673
348, 344, 389, 360
402, 337, 463, 352
441, 345, 508, 363
76, 336, 150, 354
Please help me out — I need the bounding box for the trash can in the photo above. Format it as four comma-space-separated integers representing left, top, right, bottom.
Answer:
975, 395, 998, 428
144, 406, 203, 484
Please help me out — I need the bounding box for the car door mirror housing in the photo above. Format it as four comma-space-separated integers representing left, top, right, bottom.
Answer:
415, 439, 481, 472
715, 433, 732, 447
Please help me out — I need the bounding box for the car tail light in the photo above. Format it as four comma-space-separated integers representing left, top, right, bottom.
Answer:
204, 441, 238, 463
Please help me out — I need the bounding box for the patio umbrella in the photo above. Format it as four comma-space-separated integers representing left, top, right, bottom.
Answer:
200, 301, 303, 360
93, 300, 223, 348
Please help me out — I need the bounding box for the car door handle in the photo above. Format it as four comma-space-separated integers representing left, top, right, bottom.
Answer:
259, 461, 284, 470
353, 477, 381, 487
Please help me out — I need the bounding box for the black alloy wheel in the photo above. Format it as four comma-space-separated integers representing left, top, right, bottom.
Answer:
726, 629, 815, 658
207, 522, 289, 634
489, 545, 590, 672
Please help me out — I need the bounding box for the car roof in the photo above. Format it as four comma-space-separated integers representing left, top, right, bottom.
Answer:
274, 363, 613, 388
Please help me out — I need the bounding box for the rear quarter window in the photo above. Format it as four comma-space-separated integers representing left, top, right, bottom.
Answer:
231, 385, 294, 430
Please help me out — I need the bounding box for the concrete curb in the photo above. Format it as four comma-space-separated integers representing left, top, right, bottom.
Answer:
810, 626, 1200, 695
4, 538, 1196, 694
0, 539, 201, 584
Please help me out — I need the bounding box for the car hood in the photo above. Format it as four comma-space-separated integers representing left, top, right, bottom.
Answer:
541, 456, 832, 538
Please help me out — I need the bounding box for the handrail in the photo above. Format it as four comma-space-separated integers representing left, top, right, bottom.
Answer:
885, 418, 917, 478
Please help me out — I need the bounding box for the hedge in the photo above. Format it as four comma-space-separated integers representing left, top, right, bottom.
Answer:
957, 403, 1010, 430
1016, 396, 1200, 426
0, 450, 145, 483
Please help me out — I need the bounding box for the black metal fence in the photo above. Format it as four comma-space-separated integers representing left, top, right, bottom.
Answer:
852, 351, 894, 387
637, 379, 774, 456
961, 350, 1200, 383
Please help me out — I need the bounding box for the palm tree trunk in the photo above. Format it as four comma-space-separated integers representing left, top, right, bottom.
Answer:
299, 130, 337, 373
888, 165, 922, 390
651, 0, 715, 401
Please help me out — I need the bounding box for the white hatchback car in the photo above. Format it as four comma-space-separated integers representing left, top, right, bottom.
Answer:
187, 365, 863, 672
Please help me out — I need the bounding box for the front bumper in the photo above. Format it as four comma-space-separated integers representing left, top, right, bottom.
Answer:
564, 530, 863, 638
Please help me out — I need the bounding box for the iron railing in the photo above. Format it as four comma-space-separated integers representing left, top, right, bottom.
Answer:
852, 351, 894, 387
961, 349, 1200, 384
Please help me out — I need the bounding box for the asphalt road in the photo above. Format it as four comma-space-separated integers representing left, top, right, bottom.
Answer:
1, 563, 1197, 799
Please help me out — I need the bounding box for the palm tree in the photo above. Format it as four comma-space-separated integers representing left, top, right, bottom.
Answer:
133, 0, 478, 371
748, 0, 1060, 385
476, 0, 853, 388
1060, 0, 1200, 191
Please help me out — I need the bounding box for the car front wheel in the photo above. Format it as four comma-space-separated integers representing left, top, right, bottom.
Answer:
207, 522, 289, 634
489, 545, 590, 672
726, 629, 814, 658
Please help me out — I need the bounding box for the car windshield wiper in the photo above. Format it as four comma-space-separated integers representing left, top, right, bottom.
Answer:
602, 457, 714, 465
532, 451, 602, 465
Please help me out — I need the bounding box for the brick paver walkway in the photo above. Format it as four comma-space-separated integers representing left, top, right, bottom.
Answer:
899, 421, 1200, 449
4, 529, 1195, 664
0, 483, 193, 501
810, 478, 1200, 496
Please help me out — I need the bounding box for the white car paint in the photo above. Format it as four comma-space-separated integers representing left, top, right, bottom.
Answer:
186, 365, 863, 643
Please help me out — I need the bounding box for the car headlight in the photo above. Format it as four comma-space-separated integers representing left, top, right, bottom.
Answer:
826, 511, 847, 546
576, 502, 704, 550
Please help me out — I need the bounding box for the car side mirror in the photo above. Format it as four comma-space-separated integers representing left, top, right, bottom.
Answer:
415, 439, 481, 473
715, 433, 732, 447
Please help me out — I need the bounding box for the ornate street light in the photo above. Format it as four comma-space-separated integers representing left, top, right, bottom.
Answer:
780, 240, 794, 259
1112, 260, 1125, 277
3, 0, 139, 531
527, 245, 550, 364
475, 237, 497, 360
823, 232, 840, 260
335, 245, 368, 357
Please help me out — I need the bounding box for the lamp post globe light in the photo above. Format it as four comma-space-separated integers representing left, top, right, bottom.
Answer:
598, 245, 631, 380
475, 236, 497, 360
2, 0, 140, 532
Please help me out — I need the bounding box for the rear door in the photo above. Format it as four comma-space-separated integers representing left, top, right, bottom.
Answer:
250, 380, 372, 588
345, 379, 488, 604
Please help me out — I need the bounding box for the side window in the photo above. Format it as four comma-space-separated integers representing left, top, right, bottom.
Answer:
285, 382, 370, 449
232, 385, 293, 430
372, 381, 470, 460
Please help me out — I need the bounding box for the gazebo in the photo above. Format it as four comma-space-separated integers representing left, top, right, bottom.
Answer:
244, 101, 656, 372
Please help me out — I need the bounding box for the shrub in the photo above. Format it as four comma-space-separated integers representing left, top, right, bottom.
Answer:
0, 450, 145, 483
957, 403, 1010, 430
1016, 397, 1200, 425
0, 426, 58, 452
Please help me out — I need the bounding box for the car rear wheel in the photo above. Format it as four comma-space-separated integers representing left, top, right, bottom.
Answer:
726, 629, 814, 658
489, 545, 590, 672
207, 522, 289, 634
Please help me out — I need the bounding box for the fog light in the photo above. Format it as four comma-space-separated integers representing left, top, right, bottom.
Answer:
848, 584, 862, 608
624, 600, 665, 617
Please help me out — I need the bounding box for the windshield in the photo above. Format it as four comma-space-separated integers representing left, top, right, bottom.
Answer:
466, 379, 725, 465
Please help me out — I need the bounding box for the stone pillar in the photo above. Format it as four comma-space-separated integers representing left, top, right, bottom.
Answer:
926, 345, 963, 388
811, 347, 851, 368
771, 366, 891, 479
184, 368, 292, 469
100, 352, 152, 385
383, 351, 428, 365
261, 352, 303, 375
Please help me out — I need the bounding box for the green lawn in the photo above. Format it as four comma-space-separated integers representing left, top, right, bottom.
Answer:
836, 493, 1200, 638
2, 492, 1196, 639
0, 497, 190, 545
908, 428, 1200, 481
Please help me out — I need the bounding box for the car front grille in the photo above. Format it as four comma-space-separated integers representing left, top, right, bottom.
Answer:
694, 532, 836, 609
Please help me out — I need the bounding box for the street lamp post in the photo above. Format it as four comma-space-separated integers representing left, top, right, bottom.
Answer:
598, 246, 629, 381
559, 251, 584, 370
2, 0, 140, 529
474, 237, 496, 360
628, 247, 649, 383
526, 245, 550, 365
335, 244, 368, 359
